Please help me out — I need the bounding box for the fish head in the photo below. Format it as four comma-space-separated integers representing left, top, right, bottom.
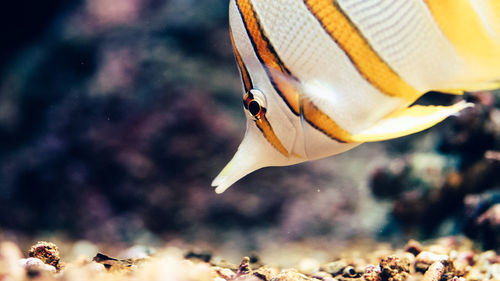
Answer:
211, 86, 303, 194
212, 0, 361, 193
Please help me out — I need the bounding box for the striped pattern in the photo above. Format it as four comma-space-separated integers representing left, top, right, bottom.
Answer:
248, 0, 405, 136
235, 0, 356, 143
336, 0, 467, 92
230, 29, 253, 93
234, 0, 300, 115
254, 115, 290, 156
304, 0, 421, 103
230, 25, 291, 156
301, 98, 354, 142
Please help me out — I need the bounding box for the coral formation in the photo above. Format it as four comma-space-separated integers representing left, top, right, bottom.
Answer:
28, 241, 62, 270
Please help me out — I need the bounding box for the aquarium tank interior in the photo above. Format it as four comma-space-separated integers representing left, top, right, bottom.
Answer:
0, 0, 499, 280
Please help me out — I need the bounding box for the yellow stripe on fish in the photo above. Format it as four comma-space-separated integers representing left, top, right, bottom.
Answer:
234, 0, 301, 115
304, 0, 421, 104
300, 97, 354, 143
230, 28, 253, 93
232, 26, 291, 157
243, 90, 291, 157
255, 116, 290, 157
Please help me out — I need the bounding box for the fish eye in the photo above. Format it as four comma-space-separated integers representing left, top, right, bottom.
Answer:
243, 89, 267, 120
248, 100, 261, 116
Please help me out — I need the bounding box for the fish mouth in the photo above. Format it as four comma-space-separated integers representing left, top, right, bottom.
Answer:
211, 129, 266, 194
211, 117, 300, 193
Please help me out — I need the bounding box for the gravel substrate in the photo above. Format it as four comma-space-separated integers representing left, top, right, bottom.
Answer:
0, 237, 499, 281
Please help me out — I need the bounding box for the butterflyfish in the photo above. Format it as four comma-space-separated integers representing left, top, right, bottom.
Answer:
212, 0, 500, 193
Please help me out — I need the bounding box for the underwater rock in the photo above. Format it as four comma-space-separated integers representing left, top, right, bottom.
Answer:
311, 271, 334, 280
414, 251, 449, 273
341, 265, 361, 278
366, 91, 500, 242
19, 257, 57, 276
452, 251, 474, 276
269, 269, 313, 281
320, 260, 348, 276
379, 256, 410, 281
421, 261, 445, 281
230, 256, 279, 281
28, 241, 62, 271
369, 160, 410, 200
363, 264, 381, 281
464, 192, 500, 250
403, 239, 422, 256
213, 266, 236, 280
237, 257, 251, 275
92, 252, 146, 271
476, 204, 500, 244
252, 266, 280, 281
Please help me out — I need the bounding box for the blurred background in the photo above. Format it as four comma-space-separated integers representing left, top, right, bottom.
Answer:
0, 0, 499, 254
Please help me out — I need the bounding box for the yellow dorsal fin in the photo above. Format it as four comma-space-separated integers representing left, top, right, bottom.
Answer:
350, 101, 473, 143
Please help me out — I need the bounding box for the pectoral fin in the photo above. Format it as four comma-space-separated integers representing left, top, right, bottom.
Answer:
350, 101, 473, 142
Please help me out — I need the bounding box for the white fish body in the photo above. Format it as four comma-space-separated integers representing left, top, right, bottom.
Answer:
212, 0, 500, 193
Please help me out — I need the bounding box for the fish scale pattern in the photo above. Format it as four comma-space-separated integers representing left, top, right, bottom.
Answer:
337, 0, 465, 92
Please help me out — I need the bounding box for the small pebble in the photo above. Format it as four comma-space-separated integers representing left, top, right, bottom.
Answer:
421, 261, 444, 281
19, 257, 57, 273
28, 241, 62, 270
253, 266, 279, 281
270, 269, 311, 281
320, 260, 347, 276
213, 266, 236, 280
363, 264, 381, 281
342, 266, 359, 278
415, 251, 449, 273
404, 240, 423, 256
311, 271, 331, 280
237, 257, 251, 275
85, 262, 106, 273
379, 255, 410, 281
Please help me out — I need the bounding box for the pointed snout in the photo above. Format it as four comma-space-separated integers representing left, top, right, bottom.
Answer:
211, 125, 267, 194
211, 121, 294, 193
